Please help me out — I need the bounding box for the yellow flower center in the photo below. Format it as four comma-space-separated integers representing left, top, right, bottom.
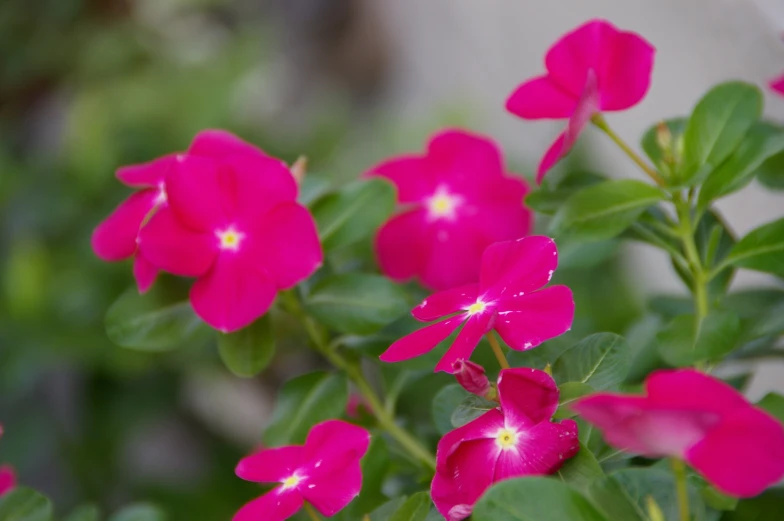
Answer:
466, 300, 487, 315
281, 474, 301, 490
217, 228, 244, 251
427, 188, 461, 220
495, 428, 519, 450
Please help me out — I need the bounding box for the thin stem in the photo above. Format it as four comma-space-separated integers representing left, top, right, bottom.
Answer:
673, 194, 709, 321
304, 502, 322, 521
592, 114, 666, 186
671, 458, 691, 521
487, 332, 510, 370
283, 292, 437, 471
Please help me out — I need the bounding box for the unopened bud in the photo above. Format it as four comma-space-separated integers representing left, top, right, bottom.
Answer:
655, 121, 672, 152
290, 155, 308, 184
645, 496, 665, 521
453, 360, 490, 397
543, 363, 553, 376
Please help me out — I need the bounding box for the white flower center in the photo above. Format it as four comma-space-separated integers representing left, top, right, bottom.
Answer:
495, 428, 519, 450
466, 300, 488, 316
216, 227, 245, 251
280, 473, 302, 491
426, 187, 462, 220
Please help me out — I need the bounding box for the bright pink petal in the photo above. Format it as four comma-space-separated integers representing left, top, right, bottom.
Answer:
249, 203, 322, 289
233, 489, 303, 521
375, 209, 429, 283
544, 20, 609, 96
0, 465, 16, 496
235, 446, 304, 483
770, 74, 784, 96
421, 221, 486, 291
224, 154, 298, 225
480, 236, 559, 299
412, 284, 480, 322
303, 462, 362, 516
364, 156, 434, 203
433, 438, 499, 521
646, 369, 749, 414
427, 129, 506, 197
573, 394, 719, 457
505, 75, 577, 119
536, 131, 567, 183
686, 407, 784, 498
435, 311, 494, 373
133, 254, 158, 293
165, 155, 229, 232
379, 315, 465, 363
497, 368, 560, 426
115, 155, 176, 187
470, 198, 533, 245
494, 286, 575, 351
495, 419, 579, 480
562, 70, 599, 152
92, 190, 158, 261
189, 253, 277, 332
596, 31, 655, 111
137, 207, 217, 277
303, 420, 370, 476
436, 408, 504, 474
189, 129, 268, 159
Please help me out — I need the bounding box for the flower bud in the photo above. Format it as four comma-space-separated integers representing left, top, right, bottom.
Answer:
452, 360, 490, 397
290, 155, 308, 184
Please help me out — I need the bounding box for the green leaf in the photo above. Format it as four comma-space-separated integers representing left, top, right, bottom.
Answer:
725, 217, 784, 278
553, 333, 632, 390
695, 210, 736, 301
0, 488, 53, 521
682, 81, 763, 184
699, 482, 738, 511
263, 371, 348, 445
758, 392, 784, 425
558, 240, 621, 270
525, 172, 606, 216
556, 443, 605, 494
507, 338, 572, 370
451, 395, 496, 428
756, 147, 784, 190
549, 180, 665, 241
472, 477, 609, 521
217, 313, 275, 377
432, 384, 469, 435
63, 506, 100, 521
311, 178, 396, 251
107, 504, 166, 521
105, 286, 207, 351
389, 492, 431, 521
656, 311, 742, 366
698, 122, 784, 208
554, 382, 594, 419
305, 273, 410, 335
368, 499, 407, 521
641, 118, 687, 171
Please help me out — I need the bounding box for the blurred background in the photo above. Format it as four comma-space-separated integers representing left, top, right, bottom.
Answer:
1, 0, 784, 519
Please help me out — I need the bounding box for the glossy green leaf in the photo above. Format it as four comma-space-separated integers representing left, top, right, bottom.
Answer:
556, 443, 605, 494
472, 477, 609, 521
682, 81, 763, 184
553, 333, 632, 390
217, 313, 275, 377
549, 180, 665, 241
725, 217, 784, 278
451, 394, 496, 428
554, 382, 594, 419
758, 392, 784, 425
756, 148, 784, 190
63, 505, 100, 521
0, 488, 53, 521
656, 311, 741, 366
525, 172, 606, 216
389, 492, 431, 521
107, 504, 166, 521
698, 122, 784, 208
263, 371, 348, 446
105, 286, 207, 351
432, 384, 469, 435
507, 338, 572, 370
311, 178, 396, 251
368, 499, 406, 521
641, 117, 687, 172
305, 273, 410, 335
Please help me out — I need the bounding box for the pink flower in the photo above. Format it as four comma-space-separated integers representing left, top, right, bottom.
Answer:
770, 74, 784, 96
233, 420, 370, 521
573, 369, 784, 497
137, 135, 322, 332
379, 236, 574, 373
506, 19, 655, 182
453, 360, 491, 397
0, 465, 15, 496
365, 129, 532, 291
431, 368, 580, 520
92, 130, 273, 293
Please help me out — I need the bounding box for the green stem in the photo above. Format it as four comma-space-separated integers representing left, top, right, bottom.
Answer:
591, 114, 666, 186
283, 292, 437, 471
671, 458, 691, 521
673, 194, 709, 322
487, 332, 510, 370
304, 502, 322, 521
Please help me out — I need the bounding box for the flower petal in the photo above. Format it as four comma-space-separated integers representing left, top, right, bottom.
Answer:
495, 419, 579, 480
421, 221, 486, 291
379, 315, 464, 363
435, 311, 494, 373
686, 406, 784, 498
249, 203, 322, 289
235, 446, 304, 483
436, 408, 505, 474
412, 284, 480, 322
427, 129, 507, 197
771, 74, 784, 96
470, 197, 533, 245
433, 438, 498, 520
189, 253, 277, 332
303, 420, 370, 476
497, 368, 560, 426
233, 489, 303, 521
480, 236, 559, 298
494, 285, 575, 351
364, 155, 434, 203
544, 19, 610, 97
303, 461, 363, 516
92, 190, 158, 261
646, 369, 749, 414
536, 131, 567, 183
165, 155, 230, 232
596, 30, 655, 111
224, 154, 298, 225
0, 465, 16, 496
137, 207, 217, 277
116, 155, 176, 188
189, 129, 268, 159
505, 75, 577, 119
562, 70, 599, 152
133, 254, 159, 293
374, 209, 429, 284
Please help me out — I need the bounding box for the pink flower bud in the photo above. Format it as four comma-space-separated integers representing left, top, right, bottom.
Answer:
453, 360, 490, 397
